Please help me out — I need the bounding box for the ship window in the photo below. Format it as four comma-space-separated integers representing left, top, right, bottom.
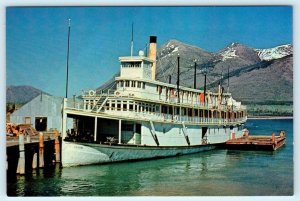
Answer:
122, 62, 129, 67
129, 104, 133, 111
142, 82, 145, 89
169, 106, 173, 114
134, 62, 141, 67
137, 81, 141, 88
205, 110, 208, 118
111, 103, 115, 109
132, 81, 136, 87
182, 108, 187, 116
120, 81, 124, 87
195, 109, 198, 116
152, 105, 155, 113
162, 105, 168, 114
125, 80, 130, 87
155, 105, 160, 113
117, 103, 121, 110
123, 103, 127, 111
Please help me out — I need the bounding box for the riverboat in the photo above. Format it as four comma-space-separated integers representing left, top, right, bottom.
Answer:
61, 36, 247, 167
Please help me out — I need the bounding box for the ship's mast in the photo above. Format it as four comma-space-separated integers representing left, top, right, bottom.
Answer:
177, 56, 180, 103
130, 22, 134, 57
227, 66, 230, 92
65, 18, 71, 98
194, 62, 197, 89
203, 74, 206, 105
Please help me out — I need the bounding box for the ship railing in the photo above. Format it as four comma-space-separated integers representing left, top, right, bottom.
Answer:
65, 99, 85, 111
81, 89, 116, 98
115, 88, 218, 109
102, 108, 247, 125
83, 88, 247, 112
64, 98, 248, 125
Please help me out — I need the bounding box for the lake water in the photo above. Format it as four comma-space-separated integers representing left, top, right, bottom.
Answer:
7, 119, 293, 196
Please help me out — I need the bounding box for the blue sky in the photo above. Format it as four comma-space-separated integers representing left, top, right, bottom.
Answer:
6, 6, 293, 97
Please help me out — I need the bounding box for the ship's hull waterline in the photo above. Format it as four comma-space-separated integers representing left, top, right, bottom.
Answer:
62, 141, 218, 167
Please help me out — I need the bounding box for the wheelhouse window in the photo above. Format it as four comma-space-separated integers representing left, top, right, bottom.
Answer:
121, 62, 142, 68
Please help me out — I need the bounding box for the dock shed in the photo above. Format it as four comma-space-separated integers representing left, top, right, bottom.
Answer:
10, 94, 64, 132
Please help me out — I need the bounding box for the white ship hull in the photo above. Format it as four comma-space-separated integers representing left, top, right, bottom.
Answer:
62, 141, 217, 167
61, 118, 243, 167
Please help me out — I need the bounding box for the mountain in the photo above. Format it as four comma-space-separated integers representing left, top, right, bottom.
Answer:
155, 40, 293, 104
6, 85, 48, 104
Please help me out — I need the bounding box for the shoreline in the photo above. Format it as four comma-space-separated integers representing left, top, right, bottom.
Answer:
247, 116, 293, 120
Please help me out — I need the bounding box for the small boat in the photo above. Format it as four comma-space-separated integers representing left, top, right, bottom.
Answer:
61, 36, 247, 167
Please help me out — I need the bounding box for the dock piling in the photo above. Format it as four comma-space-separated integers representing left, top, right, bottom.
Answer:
26, 133, 31, 143
54, 130, 61, 162
16, 133, 25, 175
39, 132, 44, 168
32, 153, 37, 169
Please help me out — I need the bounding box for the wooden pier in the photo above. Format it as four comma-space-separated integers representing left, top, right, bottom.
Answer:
226, 131, 286, 151
6, 131, 61, 175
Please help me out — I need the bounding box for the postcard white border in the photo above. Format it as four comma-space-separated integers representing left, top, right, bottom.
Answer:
0, 1, 298, 201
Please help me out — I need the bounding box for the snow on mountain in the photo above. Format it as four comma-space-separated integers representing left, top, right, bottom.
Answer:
219, 42, 260, 63
159, 40, 180, 57
255, 44, 293, 61
220, 43, 238, 61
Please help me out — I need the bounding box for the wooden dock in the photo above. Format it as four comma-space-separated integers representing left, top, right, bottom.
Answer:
226, 131, 286, 151
6, 131, 61, 176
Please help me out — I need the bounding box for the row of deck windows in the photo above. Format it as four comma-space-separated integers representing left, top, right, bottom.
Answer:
104, 100, 246, 119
